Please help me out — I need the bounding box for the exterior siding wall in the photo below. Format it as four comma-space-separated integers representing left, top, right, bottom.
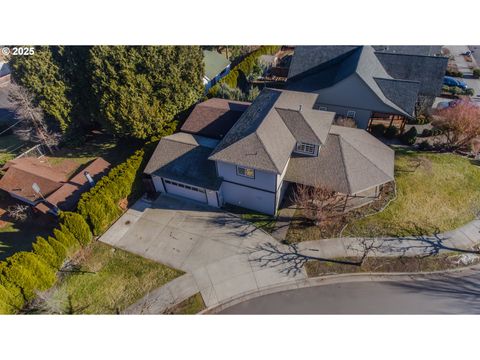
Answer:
152, 175, 166, 192
206, 189, 219, 207
221, 181, 276, 215
216, 161, 276, 192
315, 103, 372, 129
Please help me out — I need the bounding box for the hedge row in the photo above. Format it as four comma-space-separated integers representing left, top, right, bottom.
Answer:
77, 149, 146, 236
0, 212, 92, 314
208, 45, 281, 95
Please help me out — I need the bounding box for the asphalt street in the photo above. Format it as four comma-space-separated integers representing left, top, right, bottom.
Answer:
220, 271, 480, 314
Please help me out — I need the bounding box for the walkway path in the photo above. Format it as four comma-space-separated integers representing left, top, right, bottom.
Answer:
296, 219, 480, 259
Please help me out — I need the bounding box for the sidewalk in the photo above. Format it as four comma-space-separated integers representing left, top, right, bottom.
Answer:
124, 274, 200, 314
297, 219, 480, 258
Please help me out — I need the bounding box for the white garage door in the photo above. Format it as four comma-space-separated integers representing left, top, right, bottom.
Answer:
163, 179, 207, 203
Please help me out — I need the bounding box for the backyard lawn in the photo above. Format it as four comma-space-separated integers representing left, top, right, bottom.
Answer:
344, 149, 480, 237
45, 241, 183, 314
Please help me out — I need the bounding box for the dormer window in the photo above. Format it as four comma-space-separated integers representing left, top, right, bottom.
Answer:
295, 142, 316, 155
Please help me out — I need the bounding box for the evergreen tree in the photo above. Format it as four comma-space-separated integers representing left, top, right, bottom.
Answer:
9, 46, 73, 132
89, 46, 204, 139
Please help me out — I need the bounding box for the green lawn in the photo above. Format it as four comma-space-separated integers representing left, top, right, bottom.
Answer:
224, 204, 277, 233
0, 134, 31, 166
344, 149, 480, 237
48, 242, 183, 314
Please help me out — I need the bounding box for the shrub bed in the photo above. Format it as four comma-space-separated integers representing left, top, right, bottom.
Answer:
0, 212, 93, 313
77, 150, 146, 235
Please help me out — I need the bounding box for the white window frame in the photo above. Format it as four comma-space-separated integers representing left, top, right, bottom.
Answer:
236, 166, 255, 179
346, 110, 356, 119
295, 142, 316, 155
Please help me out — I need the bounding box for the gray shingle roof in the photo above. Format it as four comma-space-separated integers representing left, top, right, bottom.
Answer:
374, 78, 420, 116
287, 46, 359, 80
285, 125, 394, 194
372, 46, 442, 57
286, 46, 419, 117
208, 89, 297, 173
374, 52, 448, 97
203, 50, 230, 81
144, 133, 221, 190
275, 107, 333, 145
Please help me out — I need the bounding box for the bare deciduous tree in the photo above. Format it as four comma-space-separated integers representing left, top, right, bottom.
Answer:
6, 204, 29, 222
293, 184, 341, 225
432, 99, 480, 151
8, 83, 61, 154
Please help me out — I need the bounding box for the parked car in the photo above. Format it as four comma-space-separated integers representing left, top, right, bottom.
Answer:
443, 76, 468, 90
461, 50, 473, 56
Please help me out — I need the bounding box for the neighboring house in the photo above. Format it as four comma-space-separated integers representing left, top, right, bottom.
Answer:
286, 46, 447, 130
144, 88, 394, 215
0, 157, 111, 215
0, 61, 11, 86
203, 50, 231, 91
180, 98, 250, 140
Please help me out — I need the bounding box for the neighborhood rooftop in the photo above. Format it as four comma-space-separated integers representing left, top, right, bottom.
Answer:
180, 98, 250, 140
144, 132, 222, 190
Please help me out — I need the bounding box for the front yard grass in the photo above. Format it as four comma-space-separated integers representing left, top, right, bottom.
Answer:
305, 253, 480, 277
224, 204, 277, 233
45, 242, 183, 314
344, 149, 480, 237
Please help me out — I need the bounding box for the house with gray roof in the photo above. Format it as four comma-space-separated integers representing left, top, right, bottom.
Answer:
203, 50, 231, 91
286, 46, 447, 130
144, 88, 394, 215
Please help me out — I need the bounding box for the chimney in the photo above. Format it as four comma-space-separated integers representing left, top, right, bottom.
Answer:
84, 171, 95, 187
299, 104, 303, 112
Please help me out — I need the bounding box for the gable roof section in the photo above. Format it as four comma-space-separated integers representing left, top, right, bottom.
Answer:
285, 125, 394, 194
180, 98, 250, 140
275, 107, 334, 145
374, 52, 448, 97
35, 157, 111, 213
287, 46, 359, 81
374, 78, 420, 115
203, 50, 231, 81
208, 89, 296, 173
144, 133, 221, 190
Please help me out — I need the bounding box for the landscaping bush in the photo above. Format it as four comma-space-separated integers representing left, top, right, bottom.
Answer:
208, 46, 280, 95
53, 228, 81, 256
77, 149, 146, 235
420, 128, 433, 137
400, 127, 418, 145
474, 68, 480, 79
384, 125, 398, 139
59, 211, 93, 246
0, 263, 25, 314
445, 69, 463, 78
369, 124, 386, 137
415, 114, 431, 125
2, 252, 56, 301
417, 140, 432, 151
33, 236, 63, 269
465, 88, 475, 96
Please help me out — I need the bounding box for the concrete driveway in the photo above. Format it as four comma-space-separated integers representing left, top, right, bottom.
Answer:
100, 195, 304, 308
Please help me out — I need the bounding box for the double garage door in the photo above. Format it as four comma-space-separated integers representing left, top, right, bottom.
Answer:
163, 179, 207, 203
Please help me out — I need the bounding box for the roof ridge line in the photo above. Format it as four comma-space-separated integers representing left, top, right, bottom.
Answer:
374, 51, 446, 59
333, 134, 352, 194
253, 130, 281, 174
373, 76, 420, 85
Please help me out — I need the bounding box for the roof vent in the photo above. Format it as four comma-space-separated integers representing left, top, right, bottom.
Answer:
84, 171, 95, 187
299, 104, 303, 112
